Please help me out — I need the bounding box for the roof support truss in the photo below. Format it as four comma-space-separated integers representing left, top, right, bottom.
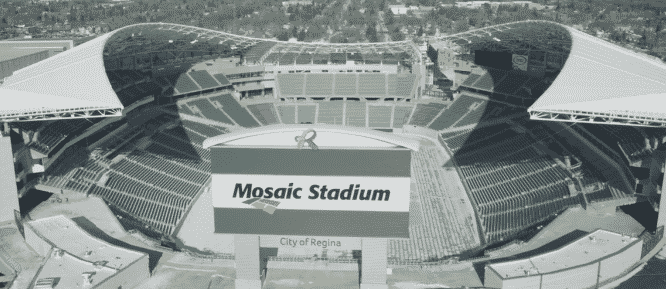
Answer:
529, 110, 666, 128
0, 108, 123, 122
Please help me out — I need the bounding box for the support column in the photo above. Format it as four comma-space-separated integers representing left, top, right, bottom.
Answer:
0, 133, 20, 224
235, 235, 262, 289
361, 238, 388, 289
657, 156, 666, 229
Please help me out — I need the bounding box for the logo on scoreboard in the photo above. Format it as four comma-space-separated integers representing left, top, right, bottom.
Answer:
243, 197, 281, 214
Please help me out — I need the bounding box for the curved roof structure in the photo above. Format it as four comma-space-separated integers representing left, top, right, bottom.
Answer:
1, 21, 665, 126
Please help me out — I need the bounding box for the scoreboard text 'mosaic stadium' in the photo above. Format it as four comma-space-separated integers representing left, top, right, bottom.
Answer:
206, 126, 420, 238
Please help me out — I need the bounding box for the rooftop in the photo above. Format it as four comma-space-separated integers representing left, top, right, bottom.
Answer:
0, 48, 50, 62
35, 251, 117, 289
488, 229, 639, 279
26, 215, 145, 270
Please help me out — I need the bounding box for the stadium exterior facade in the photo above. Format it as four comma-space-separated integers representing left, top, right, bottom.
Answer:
1, 20, 666, 289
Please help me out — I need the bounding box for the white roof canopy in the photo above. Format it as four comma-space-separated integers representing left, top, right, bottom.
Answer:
0, 33, 122, 121
528, 27, 666, 126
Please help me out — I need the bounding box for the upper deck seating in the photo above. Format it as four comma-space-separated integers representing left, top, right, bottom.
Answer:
313, 54, 329, 65
330, 53, 347, 65
381, 53, 399, 65
188, 70, 220, 90
244, 41, 276, 64
358, 74, 386, 96
494, 72, 532, 95
364, 54, 381, 65
135, 81, 162, 95
296, 54, 313, 65
262, 52, 282, 65
471, 68, 507, 92
460, 72, 484, 88
428, 93, 480, 130
305, 74, 334, 96
277, 74, 305, 96
334, 74, 357, 96
388, 74, 416, 97
154, 76, 172, 87
347, 53, 363, 63
279, 53, 298, 65
173, 74, 200, 94
212, 73, 231, 86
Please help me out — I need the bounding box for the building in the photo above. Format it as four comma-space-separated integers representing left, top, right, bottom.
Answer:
0, 49, 49, 81
1, 20, 666, 289
281, 1, 311, 7
485, 229, 642, 289
0, 40, 73, 81
24, 215, 150, 289
388, 5, 418, 15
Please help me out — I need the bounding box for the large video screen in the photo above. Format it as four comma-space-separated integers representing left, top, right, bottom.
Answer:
474, 50, 512, 70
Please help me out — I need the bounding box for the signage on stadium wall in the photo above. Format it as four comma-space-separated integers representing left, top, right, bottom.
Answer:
207, 127, 418, 239
260, 235, 361, 250
512, 54, 528, 71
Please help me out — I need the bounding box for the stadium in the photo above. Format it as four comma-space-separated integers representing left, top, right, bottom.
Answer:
1, 20, 666, 289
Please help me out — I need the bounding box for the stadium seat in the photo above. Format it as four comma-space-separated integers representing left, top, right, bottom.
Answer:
344, 101, 367, 127
392, 106, 413, 129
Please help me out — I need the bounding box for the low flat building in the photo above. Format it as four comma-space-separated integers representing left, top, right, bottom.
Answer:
485, 229, 642, 289
24, 215, 150, 289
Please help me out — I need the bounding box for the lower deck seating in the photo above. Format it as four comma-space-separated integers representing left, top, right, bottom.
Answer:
428, 94, 480, 130
249, 103, 279, 125
392, 106, 413, 129
317, 101, 344, 124
441, 125, 579, 244
277, 105, 296, 124
345, 101, 367, 127
208, 94, 260, 128
297, 105, 316, 124
368, 106, 392, 128
188, 98, 235, 125
409, 103, 446, 127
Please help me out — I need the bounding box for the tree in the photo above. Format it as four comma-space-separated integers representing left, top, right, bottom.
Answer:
417, 25, 424, 37
454, 20, 470, 33
292, 26, 298, 37
297, 29, 306, 41
384, 9, 395, 26
277, 29, 290, 41
366, 22, 378, 42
